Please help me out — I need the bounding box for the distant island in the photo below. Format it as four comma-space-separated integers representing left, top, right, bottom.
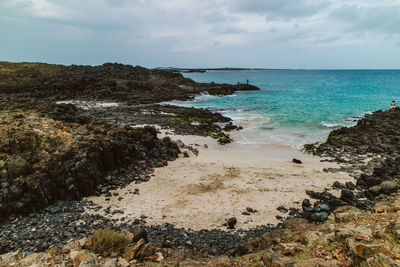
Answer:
155, 67, 283, 73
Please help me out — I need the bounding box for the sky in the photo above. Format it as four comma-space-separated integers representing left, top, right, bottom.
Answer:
1, 0, 400, 69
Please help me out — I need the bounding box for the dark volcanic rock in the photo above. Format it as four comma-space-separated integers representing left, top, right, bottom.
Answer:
0, 62, 259, 104
301, 108, 400, 224
340, 189, 355, 202
225, 217, 237, 229
0, 98, 181, 221
332, 181, 346, 189
0, 199, 275, 256
292, 158, 302, 164
315, 109, 400, 158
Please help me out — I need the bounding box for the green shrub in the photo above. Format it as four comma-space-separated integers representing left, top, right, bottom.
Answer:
91, 228, 130, 255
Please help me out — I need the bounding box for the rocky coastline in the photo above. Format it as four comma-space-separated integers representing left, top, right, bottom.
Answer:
0, 62, 266, 259
1, 62, 400, 266
298, 108, 400, 224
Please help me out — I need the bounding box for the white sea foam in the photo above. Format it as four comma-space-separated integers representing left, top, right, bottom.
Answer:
321, 122, 340, 128
56, 100, 120, 110
192, 92, 219, 102
230, 126, 329, 149
161, 92, 221, 107
161, 93, 373, 148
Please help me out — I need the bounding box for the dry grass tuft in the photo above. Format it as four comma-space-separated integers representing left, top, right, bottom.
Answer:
91, 228, 130, 255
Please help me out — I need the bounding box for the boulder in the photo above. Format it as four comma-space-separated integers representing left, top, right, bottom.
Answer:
261, 249, 295, 266
380, 181, 400, 194
128, 227, 148, 243
340, 189, 355, 203
335, 225, 372, 242
70, 251, 98, 267
347, 239, 387, 259
135, 242, 157, 260
122, 238, 145, 261
333, 206, 360, 223
366, 253, 398, 267
281, 218, 315, 232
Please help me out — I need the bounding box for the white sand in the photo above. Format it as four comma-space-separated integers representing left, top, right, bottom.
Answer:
86, 132, 352, 231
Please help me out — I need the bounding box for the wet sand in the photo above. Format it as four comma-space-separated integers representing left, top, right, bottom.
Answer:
86, 132, 353, 231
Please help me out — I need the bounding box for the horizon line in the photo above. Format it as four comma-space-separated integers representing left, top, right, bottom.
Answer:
1, 61, 399, 71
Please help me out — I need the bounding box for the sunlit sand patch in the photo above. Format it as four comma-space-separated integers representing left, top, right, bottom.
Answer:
85, 134, 354, 230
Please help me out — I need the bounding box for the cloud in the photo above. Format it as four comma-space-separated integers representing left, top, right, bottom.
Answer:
0, 0, 399, 68
331, 2, 400, 36
228, 0, 331, 20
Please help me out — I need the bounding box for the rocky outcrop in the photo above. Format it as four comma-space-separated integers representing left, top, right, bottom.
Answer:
0, 98, 180, 221
298, 108, 400, 225
84, 104, 239, 144
0, 62, 259, 104
230, 194, 400, 266
316, 108, 400, 158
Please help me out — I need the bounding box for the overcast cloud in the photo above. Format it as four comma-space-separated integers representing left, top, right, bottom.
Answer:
1, 0, 399, 68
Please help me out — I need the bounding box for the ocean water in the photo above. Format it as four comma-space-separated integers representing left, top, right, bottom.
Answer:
165, 70, 400, 147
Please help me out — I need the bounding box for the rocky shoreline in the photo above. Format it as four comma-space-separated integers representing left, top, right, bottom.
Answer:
0, 62, 258, 222
296, 108, 400, 226
1, 62, 400, 266
0, 62, 267, 259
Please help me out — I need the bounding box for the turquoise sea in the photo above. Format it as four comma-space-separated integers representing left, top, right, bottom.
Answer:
166, 70, 400, 147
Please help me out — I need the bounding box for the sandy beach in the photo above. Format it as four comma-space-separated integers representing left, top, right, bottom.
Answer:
86, 130, 353, 231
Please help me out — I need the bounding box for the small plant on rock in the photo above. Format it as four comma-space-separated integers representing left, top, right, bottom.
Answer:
91, 227, 130, 255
